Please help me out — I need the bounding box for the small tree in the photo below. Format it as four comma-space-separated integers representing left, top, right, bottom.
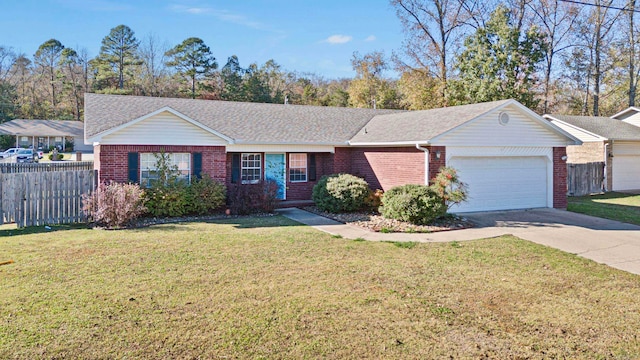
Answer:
429, 167, 468, 211
144, 152, 190, 217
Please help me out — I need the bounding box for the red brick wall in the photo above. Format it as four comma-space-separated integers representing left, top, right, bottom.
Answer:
427, 146, 446, 183
348, 147, 426, 191
332, 147, 352, 174
97, 145, 226, 183
553, 147, 568, 209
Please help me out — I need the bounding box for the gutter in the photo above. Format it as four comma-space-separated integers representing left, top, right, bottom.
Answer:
416, 144, 430, 185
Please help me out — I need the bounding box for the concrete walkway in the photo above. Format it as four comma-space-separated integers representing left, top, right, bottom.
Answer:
276, 207, 640, 275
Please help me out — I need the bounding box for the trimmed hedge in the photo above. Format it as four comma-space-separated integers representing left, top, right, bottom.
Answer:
380, 184, 446, 225
312, 173, 370, 213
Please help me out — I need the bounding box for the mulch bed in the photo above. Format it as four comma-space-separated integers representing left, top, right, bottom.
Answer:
302, 206, 474, 233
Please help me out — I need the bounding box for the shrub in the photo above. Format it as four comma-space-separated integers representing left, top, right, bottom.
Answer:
144, 182, 191, 217
429, 167, 468, 211
380, 184, 446, 225
189, 175, 227, 215
82, 182, 147, 229
364, 189, 384, 210
227, 179, 279, 215
48, 153, 63, 161
312, 173, 370, 213
143, 152, 191, 217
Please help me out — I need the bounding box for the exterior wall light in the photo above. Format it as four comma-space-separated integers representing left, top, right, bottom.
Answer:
435, 150, 441, 160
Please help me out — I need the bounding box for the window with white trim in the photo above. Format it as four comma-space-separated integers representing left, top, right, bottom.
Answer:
289, 153, 307, 182
241, 153, 261, 184
140, 152, 191, 188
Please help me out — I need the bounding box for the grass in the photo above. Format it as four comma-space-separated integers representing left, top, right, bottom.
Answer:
568, 192, 640, 225
2, 216, 640, 358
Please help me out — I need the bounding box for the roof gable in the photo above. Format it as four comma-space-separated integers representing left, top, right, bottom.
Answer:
350, 99, 577, 146
432, 102, 575, 147
545, 114, 640, 141
88, 107, 233, 144
98, 109, 231, 146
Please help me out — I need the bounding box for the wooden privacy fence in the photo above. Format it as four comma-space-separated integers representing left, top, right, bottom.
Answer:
567, 162, 605, 196
0, 169, 96, 228
0, 161, 94, 173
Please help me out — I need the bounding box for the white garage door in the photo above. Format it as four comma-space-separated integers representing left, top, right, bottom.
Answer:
448, 156, 548, 212
612, 155, 640, 191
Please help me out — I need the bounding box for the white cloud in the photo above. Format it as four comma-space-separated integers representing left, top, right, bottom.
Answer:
168, 5, 266, 30
365, 35, 376, 42
323, 35, 353, 44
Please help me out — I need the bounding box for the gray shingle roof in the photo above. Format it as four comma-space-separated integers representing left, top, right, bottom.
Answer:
0, 119, 83, 137
350, 99, 513, 143
548, 114, 640, 141
84, 93, 404, 144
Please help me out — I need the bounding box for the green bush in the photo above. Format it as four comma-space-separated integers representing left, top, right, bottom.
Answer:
380, 184, 446, 225
82, 182, 147, 229
189, 175, 226, 215
48, 153, 63, 161
312, 173, 370, 213
145, 182, 191, 217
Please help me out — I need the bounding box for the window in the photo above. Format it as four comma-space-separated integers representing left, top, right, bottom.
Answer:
140, 152, 191, 187
241, 153, 261, 184
289, 153, 307, 182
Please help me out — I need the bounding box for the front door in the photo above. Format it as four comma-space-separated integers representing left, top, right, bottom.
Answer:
265, 153, 286, 200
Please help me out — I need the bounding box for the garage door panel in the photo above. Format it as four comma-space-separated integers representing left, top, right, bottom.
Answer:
612, 156, 640, 191
449, 156, 548, 212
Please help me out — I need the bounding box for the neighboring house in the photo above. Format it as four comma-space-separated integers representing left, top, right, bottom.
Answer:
0, 119, 93, 152
544, 114, 640, 192
84, 94, 579, 213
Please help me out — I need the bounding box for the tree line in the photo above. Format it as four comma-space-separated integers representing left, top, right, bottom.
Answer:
0, 0, 638, 123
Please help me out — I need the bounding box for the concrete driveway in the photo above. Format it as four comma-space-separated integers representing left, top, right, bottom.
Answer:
278, 207, 640, 275
461, 209, 640, 275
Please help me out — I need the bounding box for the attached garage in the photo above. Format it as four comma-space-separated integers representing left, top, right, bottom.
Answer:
449, 156, 548, 212
612, 142, 640, 191
350, 99, 580, 213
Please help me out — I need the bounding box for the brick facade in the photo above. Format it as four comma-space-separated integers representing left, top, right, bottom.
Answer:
348, 147, 426, 190
553, 147, 568, 209
97, 143, 570, 210
96, 145, 226, 183
566, 142, 605, 164
427, 146, 446, 183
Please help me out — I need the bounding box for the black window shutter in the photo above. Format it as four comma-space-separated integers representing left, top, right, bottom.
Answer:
192, 152, 203, 179
308, 153, 316, 181
231, 153, 241, 183
127, 152, 139, 183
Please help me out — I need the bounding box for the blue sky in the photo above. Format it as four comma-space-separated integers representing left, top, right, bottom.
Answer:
0, 0, 404, 79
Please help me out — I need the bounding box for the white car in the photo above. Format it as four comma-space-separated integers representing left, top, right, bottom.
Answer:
0, 148, 20, 159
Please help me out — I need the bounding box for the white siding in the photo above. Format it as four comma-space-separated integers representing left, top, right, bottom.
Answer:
612, 141, 640, 155
550, 121, 604, 142
622, 113, 640, 127
100, 111, 228, 146
433, 104, 570, 147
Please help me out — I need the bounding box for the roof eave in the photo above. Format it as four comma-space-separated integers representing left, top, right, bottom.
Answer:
348, 140, 431, 146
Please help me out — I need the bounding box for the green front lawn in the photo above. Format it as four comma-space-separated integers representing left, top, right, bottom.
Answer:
568, 192, 640, 225
2, 216, 640, 358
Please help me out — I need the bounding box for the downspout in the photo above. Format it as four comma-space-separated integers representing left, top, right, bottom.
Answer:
604, 141, 610, 192
416, 144, 430, 185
